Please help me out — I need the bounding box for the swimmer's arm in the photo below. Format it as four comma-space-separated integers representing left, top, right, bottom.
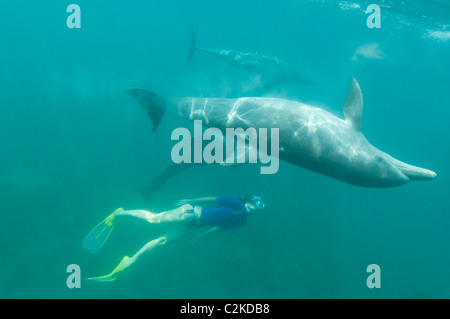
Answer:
191, 226, 225, 244
176, 197, 217, 207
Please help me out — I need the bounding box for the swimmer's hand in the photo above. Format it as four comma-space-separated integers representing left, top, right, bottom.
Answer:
190, 226, 223, 244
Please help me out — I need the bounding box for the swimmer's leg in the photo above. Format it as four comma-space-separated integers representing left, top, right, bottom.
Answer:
83, 204, 194, 254
88, 225, 192, 282
115, 204, 195, 224
125, 224, 192, 268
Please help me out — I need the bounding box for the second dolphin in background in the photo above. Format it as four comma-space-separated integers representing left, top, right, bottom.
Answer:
187, 27, 313, 96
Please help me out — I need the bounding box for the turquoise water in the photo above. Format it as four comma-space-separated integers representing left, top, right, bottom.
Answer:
0, 0, 449, 298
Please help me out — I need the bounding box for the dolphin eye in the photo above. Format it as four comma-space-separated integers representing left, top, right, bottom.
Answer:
375, 156, 384, 164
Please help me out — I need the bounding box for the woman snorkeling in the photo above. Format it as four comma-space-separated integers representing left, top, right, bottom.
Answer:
83, 195, 265, 282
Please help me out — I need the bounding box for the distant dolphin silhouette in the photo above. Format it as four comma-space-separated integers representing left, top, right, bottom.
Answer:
126, 77, 436, 190
187, 27, 312, 94
351, 43, 385, 61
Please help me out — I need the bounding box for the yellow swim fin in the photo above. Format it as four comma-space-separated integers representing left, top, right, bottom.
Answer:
87, 256, 130, 282
82, 208, 124, 254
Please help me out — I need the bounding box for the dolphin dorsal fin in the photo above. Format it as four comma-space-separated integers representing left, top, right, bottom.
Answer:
343, 77, 363, 131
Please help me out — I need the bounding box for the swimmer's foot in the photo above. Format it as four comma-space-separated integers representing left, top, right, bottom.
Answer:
87, 256, 130, 282
82, 208, 124, 254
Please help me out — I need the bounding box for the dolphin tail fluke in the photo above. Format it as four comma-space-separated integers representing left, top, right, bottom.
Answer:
187, 26, 196, 64
125, 88, 166, 132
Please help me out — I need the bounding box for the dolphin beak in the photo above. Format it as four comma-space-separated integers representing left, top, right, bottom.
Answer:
387, 155, 436, 181
400, 165, 436, 181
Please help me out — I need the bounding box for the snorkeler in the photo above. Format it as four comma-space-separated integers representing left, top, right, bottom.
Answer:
82, 195, 265, 282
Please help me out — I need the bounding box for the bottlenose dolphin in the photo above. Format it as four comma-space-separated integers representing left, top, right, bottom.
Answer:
187, 28, 312, 94
126, 78, 436, 188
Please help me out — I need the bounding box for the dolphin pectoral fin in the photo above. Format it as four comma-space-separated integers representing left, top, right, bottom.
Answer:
140, 185, 155, 210
343, 77, 363, 131
125, 88, 167, 132
187, 26, 197, 64
140, 161, 196, 209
